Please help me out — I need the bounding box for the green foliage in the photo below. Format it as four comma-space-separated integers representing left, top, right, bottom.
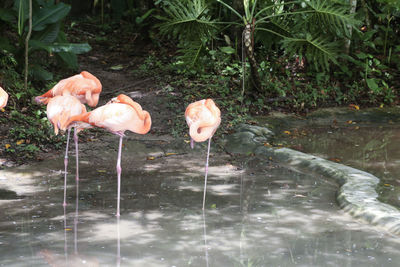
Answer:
0, 0, 91, 81
254, 0, 359, 71
5, 108, 64, 160
155, 0, 218, 66
0, 49, 64, 161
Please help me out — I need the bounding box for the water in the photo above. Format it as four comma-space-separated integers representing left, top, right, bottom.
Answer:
1, 141, 400, 266
277, 122, 400, 209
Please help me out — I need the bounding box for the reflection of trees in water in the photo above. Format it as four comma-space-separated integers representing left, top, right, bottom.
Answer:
285, 125, 400, 209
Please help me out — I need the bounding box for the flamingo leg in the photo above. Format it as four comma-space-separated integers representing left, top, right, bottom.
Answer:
63, 128, 71, 206
202, 137, 212, 210
73, 128, 79, 181
116, 135, 123, 217
74, 172, 79, 255
63, 205, 68, 263
117, 217, 121, 266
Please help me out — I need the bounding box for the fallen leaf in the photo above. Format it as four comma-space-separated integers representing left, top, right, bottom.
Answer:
380, 103, 384, 108
283, 130, 291, 135
346, 120, 353, 124
166, 152, 177, 156
329, 158, 341, 163
147, 156, 155, 160
349, 104, 360, 110
97, 170, 107, 173
384, 184, 391, 187
0, 108, 4, 112
16, 139, 25, 145
184, 140, 190, 144
5, 144, 11, 149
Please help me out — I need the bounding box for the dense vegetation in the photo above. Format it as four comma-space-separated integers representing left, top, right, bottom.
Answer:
0, 0, 399, 161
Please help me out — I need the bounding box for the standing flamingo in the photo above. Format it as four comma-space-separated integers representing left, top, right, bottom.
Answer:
35, 71, 102, 107
46, 95, 90, 206
66, 94, 152, 217
185, 99, 221, 210
0, 86, 9, 108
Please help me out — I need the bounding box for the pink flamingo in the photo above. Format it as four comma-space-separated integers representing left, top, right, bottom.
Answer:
46, 95, 90, 206
35, 71, 102, 107
66, 94, 152, 216
0, 86, 9, 108
185, 99, 221, 210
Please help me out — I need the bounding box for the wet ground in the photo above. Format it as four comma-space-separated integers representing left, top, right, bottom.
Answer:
1, 132, 400, 266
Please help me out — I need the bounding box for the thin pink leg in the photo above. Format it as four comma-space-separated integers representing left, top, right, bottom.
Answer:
63, 205, 68, 262
190, 138, 194, 149
117, 216, 121, 266
74, 173, 79, 255
63, 128, 71, 207
116, 136, 123, 217
202, 138, 212, 210
73, 128, 79, 181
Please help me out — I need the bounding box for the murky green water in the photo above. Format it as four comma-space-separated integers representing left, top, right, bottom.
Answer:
1, 144, 400, 266
277, 123, 400, 209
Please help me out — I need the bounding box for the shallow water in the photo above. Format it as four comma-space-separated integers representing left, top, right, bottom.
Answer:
1, 142, 400, 266
278, 122, 400, 209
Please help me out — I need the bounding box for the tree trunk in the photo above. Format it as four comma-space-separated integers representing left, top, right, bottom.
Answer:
243, 22, 263, 93
345, 0, 357, 54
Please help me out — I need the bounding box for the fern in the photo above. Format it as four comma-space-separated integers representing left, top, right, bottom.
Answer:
253, 0, 359, 71
305, 0, 359, 37
155, 0, 218, 67
281, 34, 340, 70
176, 39, 205, 67
155, 0, 216, 41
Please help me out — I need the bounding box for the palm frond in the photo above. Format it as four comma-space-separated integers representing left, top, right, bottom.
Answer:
305, 0, 359, 36
176, 39, 205, 67
155, 0, 217, 41
281, 34, 340, 70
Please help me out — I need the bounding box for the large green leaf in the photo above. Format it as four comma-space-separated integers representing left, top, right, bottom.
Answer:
29, 65, 53, 81
366, 78, 380, 92
0, 8, 15, 22
29, 40, 92, 55
57, 52, 78, 69
13, 0, 29, 23
32, 2, 71, 31
50, 43, 92, 54
29, 39, 52, 53
33, 22, 60, 43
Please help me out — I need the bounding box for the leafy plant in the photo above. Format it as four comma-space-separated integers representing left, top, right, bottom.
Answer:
155, 0, 218, 68
0, 0, 91, 80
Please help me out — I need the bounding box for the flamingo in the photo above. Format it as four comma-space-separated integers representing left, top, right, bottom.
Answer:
185, 99, 221, 210
35, 71, 102, 107
0, 86, 9, 108
46, 95, 90, 206
66, 94, 152, 217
